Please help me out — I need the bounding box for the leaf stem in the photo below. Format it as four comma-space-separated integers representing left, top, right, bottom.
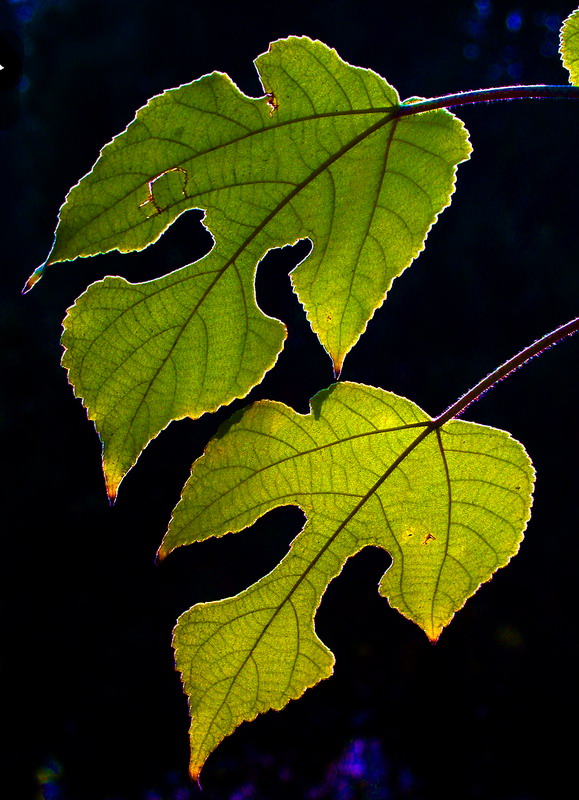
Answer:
397, 85, 579, 117
434, 316, 579, 426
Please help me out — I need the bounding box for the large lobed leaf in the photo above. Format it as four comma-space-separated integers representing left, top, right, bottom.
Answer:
160, 382, 534, 780
44, 37, 471, 496
561, 8, 579, 84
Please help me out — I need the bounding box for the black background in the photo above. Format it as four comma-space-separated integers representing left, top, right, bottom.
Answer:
2, 1, 579, 798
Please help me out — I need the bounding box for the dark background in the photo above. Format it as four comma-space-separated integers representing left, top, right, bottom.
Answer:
2, 1, 578, 798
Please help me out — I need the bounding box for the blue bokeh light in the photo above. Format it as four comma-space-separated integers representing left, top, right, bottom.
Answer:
541, 13, 562, 32
464, 43, 481, 61
506, 11, 523, 33
475, 0, 492, 18
7, 0, 63, 23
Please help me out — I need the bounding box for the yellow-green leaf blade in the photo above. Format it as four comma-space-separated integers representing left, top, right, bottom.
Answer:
45, 37, 472, 491
163, 383, 534, 776
46, 69, 273, 263
379, 421, 533, 637
62, 248, 286, 498
288, 107, 471, 372
561, 8, 579, 84
174, 531, 338, 782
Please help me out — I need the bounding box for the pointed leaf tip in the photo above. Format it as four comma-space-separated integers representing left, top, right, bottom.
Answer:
189, 765, 202, 788
105, 473, 120, 505
155, 544, 168, 564
22, 263, 47, 294
427, 628, 441, 644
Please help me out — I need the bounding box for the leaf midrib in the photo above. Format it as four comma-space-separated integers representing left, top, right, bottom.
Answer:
171, 417, 431, 539
53, 104, 399, 264
80, 112, 405, 463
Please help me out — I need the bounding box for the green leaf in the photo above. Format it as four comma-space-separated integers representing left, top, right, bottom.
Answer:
62, 258, 286, 498
48, 36, 471, 496
561, 8, 579, 84
160, 382, 534, 779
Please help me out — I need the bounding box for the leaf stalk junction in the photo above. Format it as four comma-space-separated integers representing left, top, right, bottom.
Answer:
435, 315, 579, 427
397, 84, 579, 117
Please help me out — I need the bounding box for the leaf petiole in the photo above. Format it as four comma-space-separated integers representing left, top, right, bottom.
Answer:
435, 315, 579, 425
397, 84, 579, 117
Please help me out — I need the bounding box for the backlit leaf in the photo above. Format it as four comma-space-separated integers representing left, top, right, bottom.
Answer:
45, 36, 471, 496
561, 8, 579, 85
160, 382, 534, 779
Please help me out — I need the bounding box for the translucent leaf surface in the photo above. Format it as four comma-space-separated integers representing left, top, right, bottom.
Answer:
160, 382, 534, 779
561, 8, 579, 84
47, 36, 471, 496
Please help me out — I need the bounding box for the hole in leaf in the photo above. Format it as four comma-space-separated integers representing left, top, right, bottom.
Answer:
139, 166, 189, 215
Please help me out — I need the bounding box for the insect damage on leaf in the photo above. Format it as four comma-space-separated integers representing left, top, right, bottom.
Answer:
265, 91, 279, 113
31, 36, 471, 496
161, 382, 534, 779
139, 167, 189, 216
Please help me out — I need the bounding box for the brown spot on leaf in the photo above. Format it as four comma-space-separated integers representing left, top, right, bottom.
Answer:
266, 92, 279, 114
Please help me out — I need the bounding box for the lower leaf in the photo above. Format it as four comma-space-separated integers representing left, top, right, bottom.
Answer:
163, 382, 534, 778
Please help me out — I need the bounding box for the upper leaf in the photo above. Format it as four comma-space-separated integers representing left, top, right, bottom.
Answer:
561, 8, 579, 84
48, 36, 471, 496
160, 382, 534, 779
